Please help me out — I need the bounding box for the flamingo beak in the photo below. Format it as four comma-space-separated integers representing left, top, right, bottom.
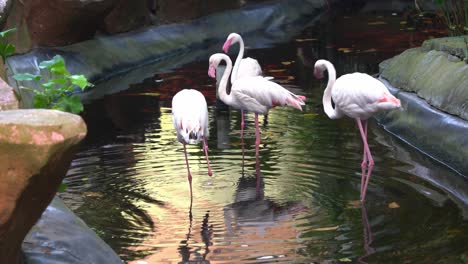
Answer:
208, 65, 216, 78
222, 38, 232, 53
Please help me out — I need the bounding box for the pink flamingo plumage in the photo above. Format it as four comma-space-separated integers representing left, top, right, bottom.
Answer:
172, 89, 212, 202
314, 59, 401, 201
208, 53, 306, 163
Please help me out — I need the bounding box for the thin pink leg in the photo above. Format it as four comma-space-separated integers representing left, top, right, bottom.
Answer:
356, 118, 374, 202
254, 113, 261, 163
203, 137, 212, 176
183, 143, 193, 204
360, 120, 368, 195
241, 109, 245, 163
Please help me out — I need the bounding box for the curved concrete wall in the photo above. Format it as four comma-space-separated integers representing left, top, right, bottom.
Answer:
6, 0, 328, 106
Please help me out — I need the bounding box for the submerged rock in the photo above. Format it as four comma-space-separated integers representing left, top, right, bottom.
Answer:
0, 109, 86, 263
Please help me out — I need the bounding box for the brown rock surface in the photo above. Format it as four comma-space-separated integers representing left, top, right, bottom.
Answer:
0, 109, 86, 263
0, 77, 18, 110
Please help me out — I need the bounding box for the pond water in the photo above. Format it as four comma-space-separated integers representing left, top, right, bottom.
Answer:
60, 7, 468, 264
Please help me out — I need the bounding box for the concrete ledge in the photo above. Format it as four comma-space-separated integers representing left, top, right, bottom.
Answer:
377, 78, 468, 176
22, 196, 122, 264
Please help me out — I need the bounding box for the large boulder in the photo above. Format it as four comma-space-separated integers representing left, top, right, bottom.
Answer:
379, 39, 468, 121
0, 109, 86, 263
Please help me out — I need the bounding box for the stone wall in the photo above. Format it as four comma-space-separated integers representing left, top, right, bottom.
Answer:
378, 36, 468, 175
3, 0, 266, 53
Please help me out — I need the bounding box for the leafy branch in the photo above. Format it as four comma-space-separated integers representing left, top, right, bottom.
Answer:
13, 55, 93, 114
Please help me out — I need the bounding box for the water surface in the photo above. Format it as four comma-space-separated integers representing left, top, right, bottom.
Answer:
60, 9, 468, 264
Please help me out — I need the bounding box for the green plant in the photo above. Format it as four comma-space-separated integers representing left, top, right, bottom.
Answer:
435, 0, 468, 35
13, 55, 93, 114
0, 28, 16, 61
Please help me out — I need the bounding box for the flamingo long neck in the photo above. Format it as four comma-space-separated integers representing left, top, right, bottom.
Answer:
218, 54, 234, 105
230, 35, 244, 84
320, 60, 339, 119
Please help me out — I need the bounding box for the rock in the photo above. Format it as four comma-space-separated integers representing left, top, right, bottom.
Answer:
422, 36, 468, 61
102, 0, 151, 34
380, 47, 468, 121
23, 196, 123, 264
0, 0, 13, 28
0, 109, 86, 263
5, 0, 119, 49
0, 77, 18, 110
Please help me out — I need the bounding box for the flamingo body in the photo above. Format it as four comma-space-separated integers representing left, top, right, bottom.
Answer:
331, 72, 401, 120
314, 59, 401, 202
172, 89, 209, 144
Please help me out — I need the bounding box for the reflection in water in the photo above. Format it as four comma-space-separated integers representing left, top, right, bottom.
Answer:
59, 6, 468, 264
358, 204, 375, 264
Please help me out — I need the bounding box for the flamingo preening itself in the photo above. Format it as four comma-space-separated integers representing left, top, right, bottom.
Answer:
172, 89, 213, 202
314, 59, 401, 202
208, 53, 306, 163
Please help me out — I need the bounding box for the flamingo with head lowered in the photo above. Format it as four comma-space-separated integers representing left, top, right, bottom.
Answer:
314, 59, 401, 202
208, 53, 306, 164
172, 89, 213, 203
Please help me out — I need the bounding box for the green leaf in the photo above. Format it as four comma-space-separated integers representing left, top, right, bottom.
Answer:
33, 93, 51, 109
69, 75, 91, 90
57, 183, 68, 192
13, 73, 42, 81
40, 81, 56, 89
54, 95, 83, 114
339, 257, 352, 262
0, 43, 16, 59
39, 55, 70, 76
0, 28, 16, 38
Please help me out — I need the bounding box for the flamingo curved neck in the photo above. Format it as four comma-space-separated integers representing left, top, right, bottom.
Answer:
320, 61, 339, 119
218, 54, 234, 105
230, 35, 244, 84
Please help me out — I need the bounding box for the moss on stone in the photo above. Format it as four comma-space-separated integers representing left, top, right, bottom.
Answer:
380, 46, 468, 121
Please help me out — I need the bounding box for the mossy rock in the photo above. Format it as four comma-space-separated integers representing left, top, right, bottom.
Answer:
422, 35, 468, 61
380, 47, 468, 121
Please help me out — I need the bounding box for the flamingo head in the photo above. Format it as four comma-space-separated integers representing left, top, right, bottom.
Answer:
313, 61, 327, 79
208, 54, 222, 78
222, 33, 240, 53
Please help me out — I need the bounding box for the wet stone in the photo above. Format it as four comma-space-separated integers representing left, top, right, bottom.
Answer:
0, 109, 86, 263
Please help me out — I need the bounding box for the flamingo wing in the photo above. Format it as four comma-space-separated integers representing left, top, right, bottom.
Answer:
238, 57, 263, 79
332, 73, 399, 119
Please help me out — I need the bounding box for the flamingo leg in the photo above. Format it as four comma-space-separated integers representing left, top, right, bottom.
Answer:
203, 137, 213, 176
183, 143, 193, 204
360, 120, 368, 195
241, 109, 245, 163
254, 113, 261, 163
356, 118, 374, 201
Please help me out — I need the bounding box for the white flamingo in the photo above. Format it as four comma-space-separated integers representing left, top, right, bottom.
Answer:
222, 33, 269, 160
172, 89, 212, 202
208, 53, 306, 163
314, 59, 401, 201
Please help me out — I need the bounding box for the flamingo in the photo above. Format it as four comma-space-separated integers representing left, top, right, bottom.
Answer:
222, 33, 267, 160
208, 53, 306, 163
314, 59, 401, 202
172, 89, 212, 203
